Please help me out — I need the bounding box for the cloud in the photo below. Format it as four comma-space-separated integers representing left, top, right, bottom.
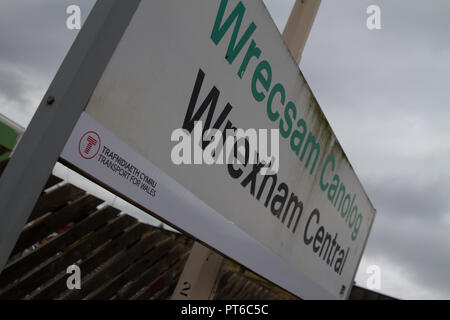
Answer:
0, 0, 95, 126
297, 0, 450, 299
262, 0, 295, 32
358, 213, 450, 299
0, 67, 30, 107
356, 253, 449, 299
0, 0, 95, 74
267, 0, 449, 300
370, 177, 450, 221
0, 63, 45, 125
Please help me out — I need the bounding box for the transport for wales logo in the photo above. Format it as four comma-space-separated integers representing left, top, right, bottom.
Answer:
78, 131, 101, 159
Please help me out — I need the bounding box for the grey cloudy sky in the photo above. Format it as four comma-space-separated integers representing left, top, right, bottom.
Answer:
0, 0, 449, 299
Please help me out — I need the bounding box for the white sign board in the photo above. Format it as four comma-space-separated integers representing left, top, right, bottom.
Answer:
61, 0, 375, 299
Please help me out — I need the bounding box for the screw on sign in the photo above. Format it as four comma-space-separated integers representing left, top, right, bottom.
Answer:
78, 131, 101, 159
339, 285, 346, 297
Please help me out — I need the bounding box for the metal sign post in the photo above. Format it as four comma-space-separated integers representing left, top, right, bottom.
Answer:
171, 242, 224, 300
0, 0, 141, 273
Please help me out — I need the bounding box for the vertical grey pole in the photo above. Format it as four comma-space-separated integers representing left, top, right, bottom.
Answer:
172, 242, 224, 300
282, 0, 321, 64
0, 0, 141, 273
